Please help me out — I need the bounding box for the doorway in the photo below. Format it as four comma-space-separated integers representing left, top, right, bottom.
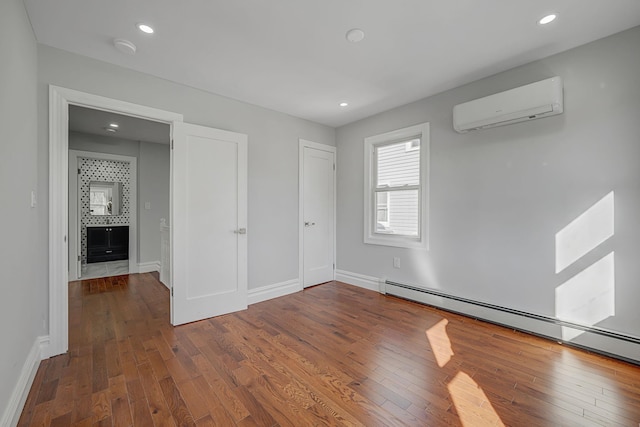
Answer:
299, 139, 336, 288
66, 104, 172, 281
48, 86, 248, 357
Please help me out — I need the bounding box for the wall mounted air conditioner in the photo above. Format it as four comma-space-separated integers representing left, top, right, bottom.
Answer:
453, 76, 563, 133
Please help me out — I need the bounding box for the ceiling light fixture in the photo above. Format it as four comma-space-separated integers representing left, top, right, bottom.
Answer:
538, 14, 557, 25
113, 38, 137, 55
346, 28, 365, 43
339, 102, 349, 107
105, 127, 117, 133
137, 23, 154, 34
109, 123, 119, 128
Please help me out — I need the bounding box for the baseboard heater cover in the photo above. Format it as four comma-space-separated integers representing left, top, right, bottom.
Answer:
385, 280, 640, 365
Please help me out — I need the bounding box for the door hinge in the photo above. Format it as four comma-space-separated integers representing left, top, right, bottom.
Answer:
171, 288, 174, 296
78, 168, 81, 175
333, 163, 335, 171
333, 263, 335, 269
78, 255, 80, 261
171, 140, 174, 150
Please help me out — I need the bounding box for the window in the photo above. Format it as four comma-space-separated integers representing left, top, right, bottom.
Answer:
364, 122, 429, 248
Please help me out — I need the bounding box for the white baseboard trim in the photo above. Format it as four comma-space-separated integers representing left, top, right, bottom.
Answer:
335, 270, 384, 293
248, 279, 301, 305
138, 261, 160, 274
1, 335, 47, 427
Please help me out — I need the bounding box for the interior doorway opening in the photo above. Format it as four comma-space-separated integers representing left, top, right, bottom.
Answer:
67, 105, 171, 283
48, 86, 183, 358
49, 86, 249, 358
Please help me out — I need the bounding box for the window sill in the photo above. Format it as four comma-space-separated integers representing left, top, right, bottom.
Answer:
364, 234, 427, 249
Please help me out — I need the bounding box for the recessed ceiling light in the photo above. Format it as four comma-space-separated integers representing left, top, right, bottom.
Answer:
346, 28, 365, 43
105, 128, 117, 133
109, 123, 119, 128
538, 14, 557, 25
339, 102, 349, 107
137, 23, 154, 34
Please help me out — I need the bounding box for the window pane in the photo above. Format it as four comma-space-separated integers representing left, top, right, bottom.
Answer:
374, 189, 419, 236
376, 192, 389, 224
376, 139, 420, 187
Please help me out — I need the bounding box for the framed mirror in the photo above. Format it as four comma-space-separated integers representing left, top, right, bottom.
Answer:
89, 181, 122, 216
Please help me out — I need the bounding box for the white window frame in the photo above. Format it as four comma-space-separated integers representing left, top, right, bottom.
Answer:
364, 122, 429, 249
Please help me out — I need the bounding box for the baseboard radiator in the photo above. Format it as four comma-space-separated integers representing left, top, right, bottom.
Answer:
385, 280, 640, 365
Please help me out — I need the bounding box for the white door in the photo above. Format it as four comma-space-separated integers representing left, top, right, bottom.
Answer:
302, 144, 335, 288
172, 122, 248, 325
68, 153, 82, 280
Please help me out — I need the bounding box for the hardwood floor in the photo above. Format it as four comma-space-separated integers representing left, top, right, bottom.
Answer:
18, 273, 640, 426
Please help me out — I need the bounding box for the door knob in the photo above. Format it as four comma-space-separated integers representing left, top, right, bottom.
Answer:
234, 228, 247, 234
304, 222, 316, 227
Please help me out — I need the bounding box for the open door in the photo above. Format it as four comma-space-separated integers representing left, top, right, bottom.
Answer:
171, 122, 248, 325
67, 151, 83, 280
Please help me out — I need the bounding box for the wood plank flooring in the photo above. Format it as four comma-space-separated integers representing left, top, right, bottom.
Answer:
18, 272, 640, 426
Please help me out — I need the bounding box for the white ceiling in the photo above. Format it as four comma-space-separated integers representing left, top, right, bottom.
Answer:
69, 105, 170, 144
25, 1, 640, 127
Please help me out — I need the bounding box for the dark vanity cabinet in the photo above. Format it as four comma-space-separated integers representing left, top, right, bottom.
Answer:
87, 226, 129, 263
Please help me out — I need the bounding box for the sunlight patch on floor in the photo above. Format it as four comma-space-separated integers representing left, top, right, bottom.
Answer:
425, 319, 454, 367
447, 372, 505, 426
425, 320, 504, 425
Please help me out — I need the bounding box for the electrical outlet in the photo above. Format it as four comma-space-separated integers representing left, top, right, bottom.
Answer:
393, 257, 400, 269
144, 202, 151, 210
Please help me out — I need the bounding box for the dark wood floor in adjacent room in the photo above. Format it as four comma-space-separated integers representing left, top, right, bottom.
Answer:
18, 273, 640, 426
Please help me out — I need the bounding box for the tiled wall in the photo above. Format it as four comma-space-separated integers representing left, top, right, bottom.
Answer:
79, 158, 131, 263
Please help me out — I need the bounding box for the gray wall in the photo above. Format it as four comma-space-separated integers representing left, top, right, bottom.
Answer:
0, 0, 42, 419
69, 131, 171, 264
336, 26, 640, 339
38, 45, 336, 297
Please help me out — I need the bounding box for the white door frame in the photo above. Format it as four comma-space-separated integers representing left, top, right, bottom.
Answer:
48, 85, 183, 358
298, 139, 336, 288
68, 150, 138, 281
